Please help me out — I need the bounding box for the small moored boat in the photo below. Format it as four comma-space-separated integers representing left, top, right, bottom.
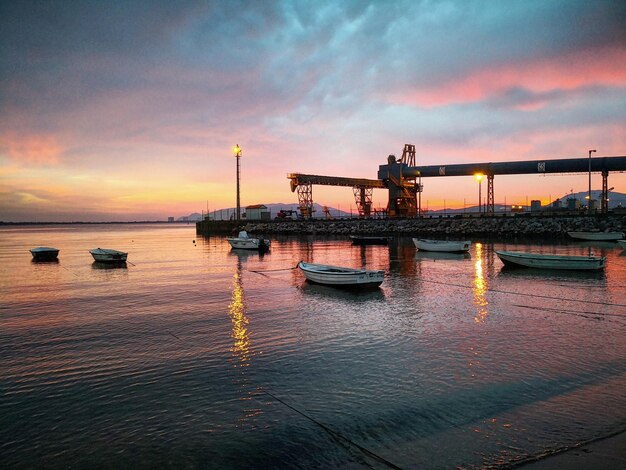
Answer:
90, 248, 128, 263
30, 247, 60, 261
567, 231, 625, 241
495, 250, 605, 271
412, 238, 471, 253
349, 235, 389, 245
227, 231, 270, 251
298, 261, 384, 288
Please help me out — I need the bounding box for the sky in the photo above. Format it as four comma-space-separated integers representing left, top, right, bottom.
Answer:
1, 0, 625, 222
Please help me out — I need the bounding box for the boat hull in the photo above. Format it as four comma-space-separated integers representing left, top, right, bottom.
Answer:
496, 250, 605, 270
90, 249, 128, 263
567, 231, 625, 241
227, 238, 270, 250
350, 236, 389, 245
618, 240, 626, 250
298, 262, 384, 288
412, 238, 471, 252
30, 247, 59, 261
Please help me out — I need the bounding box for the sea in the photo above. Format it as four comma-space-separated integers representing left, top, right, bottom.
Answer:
1, 223, 625, 469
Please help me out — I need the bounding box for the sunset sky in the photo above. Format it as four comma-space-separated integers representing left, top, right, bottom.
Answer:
1, 0, 625, 222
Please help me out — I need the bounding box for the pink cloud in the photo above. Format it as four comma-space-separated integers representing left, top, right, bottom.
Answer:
390, 46, 626, 109
1, 132, 64, 164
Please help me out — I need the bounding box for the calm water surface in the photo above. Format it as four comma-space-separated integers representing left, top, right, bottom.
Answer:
1, 224, 625, 468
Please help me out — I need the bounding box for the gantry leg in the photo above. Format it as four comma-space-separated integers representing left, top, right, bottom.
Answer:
353, 186, 373, 218
601, 170, 609, 214
296, 183, 314, 219
487, 174, 495, 214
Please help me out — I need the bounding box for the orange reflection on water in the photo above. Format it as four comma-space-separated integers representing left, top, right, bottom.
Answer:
228, 271, 251, 367
473, 242, 488, 323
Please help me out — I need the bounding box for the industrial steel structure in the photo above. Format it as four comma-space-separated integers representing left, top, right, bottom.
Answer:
289, 144, 626, 218
287, 173, 385, 218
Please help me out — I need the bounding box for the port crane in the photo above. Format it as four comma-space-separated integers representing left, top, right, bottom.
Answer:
289, 145, 626, 218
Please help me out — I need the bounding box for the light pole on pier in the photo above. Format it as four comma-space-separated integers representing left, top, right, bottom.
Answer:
233, 144, 242, 221
475, 173, 484, 215
588, 149, 596, 214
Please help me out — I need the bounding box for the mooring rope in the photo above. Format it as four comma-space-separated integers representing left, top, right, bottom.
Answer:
419, 279, 626, 308
507, 427, 626, 468
249, 266, 297, 274
512, 304, 626, 321
259, 388, 403, 470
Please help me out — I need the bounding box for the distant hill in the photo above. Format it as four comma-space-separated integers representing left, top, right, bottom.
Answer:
176, 212, 202, 221
187, 203, 352, 221
553, 190, 625, 208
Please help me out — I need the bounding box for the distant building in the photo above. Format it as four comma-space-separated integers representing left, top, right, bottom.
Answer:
551, 199, 562, 209
530, 200, 541, 212
168, 217, 174, 223
567, 197, 580, 211
245, 204, 271, 220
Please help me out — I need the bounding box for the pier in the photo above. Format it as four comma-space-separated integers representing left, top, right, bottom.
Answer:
197, 212, 625, 239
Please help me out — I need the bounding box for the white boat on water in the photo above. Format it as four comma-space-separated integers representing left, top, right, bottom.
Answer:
298, 261, 384, 288
30, 247, 60, 261
227, 231, 270, 251
90, 248, 128, 263
412, 238, 471, 252
567, 231, 625, 241
495, 250, 605, 271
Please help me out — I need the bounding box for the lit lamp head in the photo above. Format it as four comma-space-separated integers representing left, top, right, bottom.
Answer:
474, 173, 484, 182
233, 144, 242, 157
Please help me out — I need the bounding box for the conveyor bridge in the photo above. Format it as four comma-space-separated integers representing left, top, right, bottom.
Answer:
288, 173, 385, 218
288, 144, 626, 218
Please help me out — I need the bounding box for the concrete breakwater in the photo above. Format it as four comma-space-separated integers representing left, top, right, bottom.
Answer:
234, 214, 626, 238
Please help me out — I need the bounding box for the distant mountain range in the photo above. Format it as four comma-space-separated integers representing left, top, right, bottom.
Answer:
180, 191, 625, 220
186, 203, 352, 221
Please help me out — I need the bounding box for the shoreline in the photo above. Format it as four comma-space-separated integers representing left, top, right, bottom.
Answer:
518, 428, 626, 469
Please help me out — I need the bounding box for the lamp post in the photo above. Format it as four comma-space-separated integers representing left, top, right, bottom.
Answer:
475, 173, 484, 215
233, 144, 242, 221
588, 149, 596, 214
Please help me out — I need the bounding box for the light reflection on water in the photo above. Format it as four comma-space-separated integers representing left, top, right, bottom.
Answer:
229, 263, 251, 368
1, 225, 625, 469
473, 242, 488, 324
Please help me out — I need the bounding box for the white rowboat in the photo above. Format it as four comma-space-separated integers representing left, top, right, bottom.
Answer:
227, 231, 270, 251
90, 248, 128, 263
413, 238, 471, 252
298, 261, 384, 288
495, 250, 605, 271
567, 231, 624, 241
30, 247, 60, 261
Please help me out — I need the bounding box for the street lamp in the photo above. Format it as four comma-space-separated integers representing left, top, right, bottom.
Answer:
233, 144, 242, 221
588, 149, 596, 214
474, 173, 484, 214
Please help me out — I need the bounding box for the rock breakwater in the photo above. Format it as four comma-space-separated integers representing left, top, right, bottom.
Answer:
241, 214, 625, 239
